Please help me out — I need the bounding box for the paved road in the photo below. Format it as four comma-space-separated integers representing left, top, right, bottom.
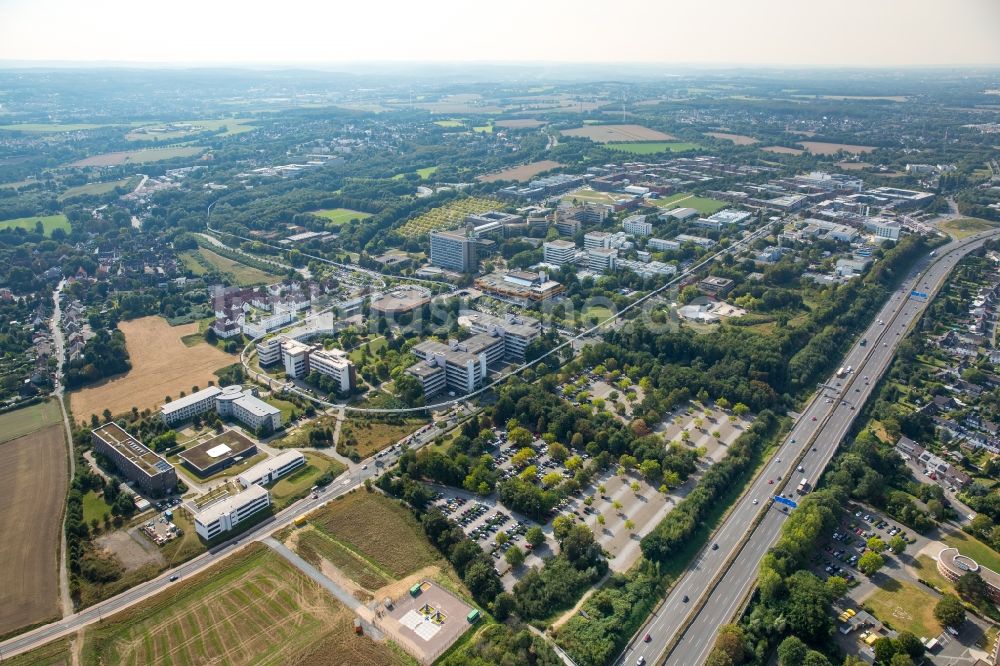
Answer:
617, 230, 1000, 666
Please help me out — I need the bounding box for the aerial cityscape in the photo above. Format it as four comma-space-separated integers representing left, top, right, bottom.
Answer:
0, 2, 999, 665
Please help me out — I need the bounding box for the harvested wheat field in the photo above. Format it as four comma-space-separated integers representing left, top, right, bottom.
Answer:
705, 131, 758, 145
82, 544, 410, 666
0, 424, 68, 637
70, 316, 232, 422
761, 145, 805, 155
561, 124, 675, 143
478, 159, 563, 182
494, 119, 546, 129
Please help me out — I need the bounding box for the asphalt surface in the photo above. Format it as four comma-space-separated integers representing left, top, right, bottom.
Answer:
618, 230, 1000, 666
0, 420, 445, 660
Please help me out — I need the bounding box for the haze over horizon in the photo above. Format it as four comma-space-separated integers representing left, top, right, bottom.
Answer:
1, 0, 999, 68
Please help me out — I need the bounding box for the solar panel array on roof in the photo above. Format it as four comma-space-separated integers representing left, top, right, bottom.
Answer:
154, 460, 173, 473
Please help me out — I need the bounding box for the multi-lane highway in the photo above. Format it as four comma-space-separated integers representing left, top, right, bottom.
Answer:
620, 229, 1000, 666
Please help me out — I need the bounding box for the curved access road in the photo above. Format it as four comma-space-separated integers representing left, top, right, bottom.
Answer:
618, 229, 1000, 666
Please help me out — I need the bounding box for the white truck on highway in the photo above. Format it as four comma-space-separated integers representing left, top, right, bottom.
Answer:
797, 478, 810, 494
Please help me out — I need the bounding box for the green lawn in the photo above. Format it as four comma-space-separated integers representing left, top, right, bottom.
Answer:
178, 247, 278, 286
473, 125, 493, 134
0, 123, 109, 132
59, 178, 134, 201
939, 217, 998, 240
265, 397, 298, 422
942, 529, 1000, 573
648, 192, 728, 215
349, 336, 387, 363
0, 400, 63, 444
416, 166, 438, 179
434, 119, 464, 128
865, 579, 941, 637
269, 452, 345, 510
82, 490, 114, 525
311, 208, 372, 226
607, 142, 702, 155
0, 214, 70, 236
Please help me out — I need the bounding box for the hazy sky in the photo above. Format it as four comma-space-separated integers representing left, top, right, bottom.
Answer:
1, 0, 999, 67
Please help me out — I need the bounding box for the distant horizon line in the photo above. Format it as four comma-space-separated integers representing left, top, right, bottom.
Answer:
0, 59, 999, 72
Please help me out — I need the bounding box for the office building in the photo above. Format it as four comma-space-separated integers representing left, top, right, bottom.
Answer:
256, 335, 356, 393
370, 285, 431, 316
474, 270, 564, 306
280, 337, 311, 379
660, 207, 699, 222
864, 217, 901, 240
648, 238, 681, 251
160, 386, 223, 426
675, 234, 717, 248
623, 215, 653, 237
698, 276, 735, 296
584, 231, 611, 250
237, 450, 307, 489
214, 385, 283, 433
309, 348, 357, 393
405, 360, 448, 397
91, 423, 177, 496
194, 484, 271, 540
587, 248, 618, 273
937, 548, 1000, 603
178, 430, 258, 477
430, 229, 477, 273
409, 333, 503, 395
465, 312, 541, 362
543, 239, 577, 266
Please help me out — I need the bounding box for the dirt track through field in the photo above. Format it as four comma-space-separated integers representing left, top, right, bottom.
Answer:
70, 316, 233, 421
0, 425, 67, 636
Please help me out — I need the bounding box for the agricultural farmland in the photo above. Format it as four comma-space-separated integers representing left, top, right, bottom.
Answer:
0, 424, 68, 637
68, 146, 205, 167
560, 124, 675, 142
477, 159, 563, 183
797, 141, 876, 155
69, 316, 233, 421
81, 544, 410, 666
0, 399, 62, 444
0, 214, 71, 236
704, 131, 758, 145
607, 142, 701, 155
396, 197, 501, 238
178, 247, 279, 286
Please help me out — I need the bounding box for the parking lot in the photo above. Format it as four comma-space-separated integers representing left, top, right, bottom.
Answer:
655, 403, 752, 464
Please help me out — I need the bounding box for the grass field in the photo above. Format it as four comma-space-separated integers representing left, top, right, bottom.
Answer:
798, 141, 876, 155
69, 146, 204, 168
939, 217, 998, 240
82, 489, 114, 525
178, 247, 278, 286
416, 166, 438, 179
0, 425, 67, 637
473, 125, 493, 133
434, 119, 464, 128
82, 543, 410, 666
265, 397, 298, 423
268, 452, 345, 510
340, 418, 427, 457
704, 131, 758, 145
0, 400, 62, 444
942, 529, 1000, 573
307, 490, 441, 580
761, 145, 805, 155
0, 123, 108, 132
561, 187, 621, 205
294, 526, 392, 591
607, 142, 701, 155
865, 579, 941, 638
561, 124, 675, 143
3, 638, 71, 665
649, 192, 729, 215
126, 119, 256, 141
913, 554, 955, 593
397, 196, 501, 238
59, 178, 134, 201
0, 214, 70, 236
311, 208, 373, 226
348, 336, 388, 363
478, 159, 563, 183
70, 316, 233, 421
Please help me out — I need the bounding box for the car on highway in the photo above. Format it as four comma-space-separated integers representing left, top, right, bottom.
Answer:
768, 479, 774, 484
812, 416, 817, 421
644, 633, 651, 643
753, 498, 759, 505
711, 543, 719, 550
169, 574, 179, 582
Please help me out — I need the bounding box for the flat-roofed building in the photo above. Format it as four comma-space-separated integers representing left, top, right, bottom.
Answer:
430, 229, 477, 273
466, 312, 541, 362
370, 285, 431, 316
588, 248, 618, 273
92, 423, 177, 496
178, 430, 258, 477
161, 386, 222, 426
622, 215, 653, 237
405, 360, 447, 397
675, 234, 717, 248
864, 217, 901, 240
280, 337, 311, 378
705, 209, 754, 227
699, 276, 735, 295
648, 238, 680, 251
660, 207, 699, 222
236, 450, 307, 489
474, 270, 564, 306
411, 335, 502, 394
543, 239, 577, 266
255, 337, 282, 365
215, 385, 283, 432
584, 231, 611, 250
194, 484, 271, 540
309, 348, 356, 392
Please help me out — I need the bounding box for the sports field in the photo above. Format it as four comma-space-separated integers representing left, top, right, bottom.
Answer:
477, 159, 563, 183
0, 424, 68, 637
306, 490, 442, 580
69, 316, 233, 421
81, 544, 409, 666
0, 399, 62, 444
311, 208, 373, 226
0, 214, 71, 236
69, 146, 205, 167
607, 142, 701, 155
561, 124, 675, 143
649, 192, 728, 215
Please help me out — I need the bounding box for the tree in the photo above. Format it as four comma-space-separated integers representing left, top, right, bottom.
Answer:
630, 481, 640, 493
825, 575, 848, 598
933, 594, 966, 628
525, 526, 544, 548
711, 625, 745, 665
803, 652, 831, 666
889, 655, 914, 666
867, 536, 886, 553
955, 572, 988, 604
542, 471, 563, 488
784, 571, 832, 642
505, 545, 525, 568
733, 403, 750, 416
888, 535, 907, 554
496, 532, 510, 546
873, 637, 897, 664
927, 498, 945, 520
777, 636, 807, 666
894, 631, 925, 660
597, 514, 606, 526
858, 551, 885, 576
624, 519, 635, 532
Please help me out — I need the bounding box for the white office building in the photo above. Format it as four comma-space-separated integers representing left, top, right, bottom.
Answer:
864, 217, 901, 240
543, 239, 577, 266
465, 312, 541, 362
584, 231, 611, 250
281, 337, 311, 379
309, 348, 356, 392
161, 386, 223, 425
587, 248, 618, 273
648, 238, 681, 251
237, 450, 307, 489
194, 484, 271, 540
622, 215, 653, 237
